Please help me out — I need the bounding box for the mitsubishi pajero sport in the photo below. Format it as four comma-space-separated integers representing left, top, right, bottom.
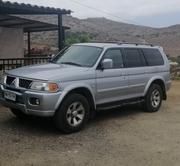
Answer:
0, 42, 171, 133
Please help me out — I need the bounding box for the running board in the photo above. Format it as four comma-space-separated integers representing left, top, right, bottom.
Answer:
97, 98, 144, 111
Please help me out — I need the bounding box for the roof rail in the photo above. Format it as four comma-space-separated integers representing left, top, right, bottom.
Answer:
90, 41, 117, 44
117, 41, 154, 47
90, 41, 154, 47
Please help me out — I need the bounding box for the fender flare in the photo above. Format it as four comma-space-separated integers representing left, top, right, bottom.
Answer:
143, 76, 166, 97
55, 83, 96, 111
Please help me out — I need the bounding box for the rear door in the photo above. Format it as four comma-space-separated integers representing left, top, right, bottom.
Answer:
123, 48, 148, 98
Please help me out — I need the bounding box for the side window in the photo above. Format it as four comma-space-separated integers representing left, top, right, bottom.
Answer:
103, 49, 124, 69
142, 48, 164, 66
124, 48, 146, 68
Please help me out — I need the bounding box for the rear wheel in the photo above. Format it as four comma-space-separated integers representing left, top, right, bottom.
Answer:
54, 93, 90, 133
143, 84, 163, 112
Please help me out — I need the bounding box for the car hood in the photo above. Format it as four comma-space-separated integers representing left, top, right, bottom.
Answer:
6, 63, 90, 81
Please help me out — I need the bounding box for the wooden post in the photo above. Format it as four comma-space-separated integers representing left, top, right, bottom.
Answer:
62, 27, 65, 44
58, 14, 63, 51
27, 32, 31, 55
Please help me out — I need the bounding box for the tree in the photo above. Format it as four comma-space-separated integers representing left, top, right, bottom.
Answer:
65, 32, 92, 46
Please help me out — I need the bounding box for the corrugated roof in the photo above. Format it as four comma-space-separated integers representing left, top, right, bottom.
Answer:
0, 15, 70, 32
0, 1, 71, 15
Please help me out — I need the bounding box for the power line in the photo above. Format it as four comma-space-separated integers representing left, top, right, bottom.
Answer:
68, 0, 140, 25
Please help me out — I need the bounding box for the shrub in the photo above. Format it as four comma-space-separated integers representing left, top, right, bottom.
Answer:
65, 32, 92, 46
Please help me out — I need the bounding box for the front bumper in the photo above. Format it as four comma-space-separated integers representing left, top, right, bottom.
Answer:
0, 84, 61, 117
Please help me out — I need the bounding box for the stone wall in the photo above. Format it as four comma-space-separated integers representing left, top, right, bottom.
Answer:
0, 27, 24, 59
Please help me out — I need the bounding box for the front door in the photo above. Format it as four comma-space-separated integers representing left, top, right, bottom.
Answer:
96, 48, 129, 105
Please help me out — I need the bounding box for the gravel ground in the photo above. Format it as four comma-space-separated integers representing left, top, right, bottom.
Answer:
0, 81, 180, 166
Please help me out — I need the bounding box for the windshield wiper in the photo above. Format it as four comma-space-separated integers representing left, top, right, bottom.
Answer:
60, 62, 82, 67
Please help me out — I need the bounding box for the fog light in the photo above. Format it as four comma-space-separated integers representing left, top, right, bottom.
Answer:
35, 99, 40, 105
29, 97, 40, 105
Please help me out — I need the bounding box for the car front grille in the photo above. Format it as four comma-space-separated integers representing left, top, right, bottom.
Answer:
19, 79, 32, 89
6, 76, 16, 85
5, 76, 32, 89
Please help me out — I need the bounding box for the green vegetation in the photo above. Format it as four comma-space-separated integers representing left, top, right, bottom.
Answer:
168, 56, 180, 80
169, 56, 180, 65
65, 32, 93, 46
175, 77, 180, 80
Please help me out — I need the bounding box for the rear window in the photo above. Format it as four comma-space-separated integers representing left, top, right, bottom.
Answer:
142, 48, 164, 66
123, 48, 146, 68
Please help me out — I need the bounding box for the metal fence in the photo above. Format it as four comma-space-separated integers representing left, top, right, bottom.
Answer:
0, 57, 51, 73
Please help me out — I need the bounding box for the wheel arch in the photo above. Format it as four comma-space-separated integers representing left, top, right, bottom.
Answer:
55, 85, 96, 113
144, 77, 167, 100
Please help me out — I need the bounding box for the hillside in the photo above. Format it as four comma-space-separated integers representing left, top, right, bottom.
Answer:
21, 15, 180, 57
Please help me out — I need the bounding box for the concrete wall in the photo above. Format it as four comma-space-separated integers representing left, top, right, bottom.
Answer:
0, 27, 24, 59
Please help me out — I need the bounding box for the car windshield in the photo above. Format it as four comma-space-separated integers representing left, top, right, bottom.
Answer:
51, 45, 103, 67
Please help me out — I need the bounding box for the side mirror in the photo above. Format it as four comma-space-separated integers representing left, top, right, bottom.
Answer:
101, 59, 113, 69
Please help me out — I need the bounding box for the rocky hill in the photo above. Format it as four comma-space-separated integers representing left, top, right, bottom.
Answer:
21, 15, 180, 57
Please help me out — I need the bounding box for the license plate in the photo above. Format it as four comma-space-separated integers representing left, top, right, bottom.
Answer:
4, 91, 16, 101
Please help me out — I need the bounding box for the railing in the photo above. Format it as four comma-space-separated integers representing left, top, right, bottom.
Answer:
0, 57, 51, 73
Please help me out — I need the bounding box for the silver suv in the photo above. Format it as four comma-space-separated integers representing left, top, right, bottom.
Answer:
0, 42, 171, 133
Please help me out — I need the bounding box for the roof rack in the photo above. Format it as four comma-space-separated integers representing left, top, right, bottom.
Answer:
90, 41, 154, 47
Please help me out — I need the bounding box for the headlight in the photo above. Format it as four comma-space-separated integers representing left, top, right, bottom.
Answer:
30, 82, 59, 93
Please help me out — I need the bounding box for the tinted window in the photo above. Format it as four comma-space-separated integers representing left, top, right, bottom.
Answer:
124, 48, 146, 68
103, 49, 124, 68
142, 48, 164, 66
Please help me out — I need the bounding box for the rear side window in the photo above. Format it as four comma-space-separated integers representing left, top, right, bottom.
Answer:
123, 48, 146, 68
142, 48, 164, 66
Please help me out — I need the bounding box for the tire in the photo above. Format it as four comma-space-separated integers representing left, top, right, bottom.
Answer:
11, 109, 27, 119
54, 93, 90, 134
143, 84, 163, 112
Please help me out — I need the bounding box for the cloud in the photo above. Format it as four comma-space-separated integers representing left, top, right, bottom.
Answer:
7, 0, 180, 26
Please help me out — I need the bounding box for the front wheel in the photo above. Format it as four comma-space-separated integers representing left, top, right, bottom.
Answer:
143, 84, 163, 112
54, 93, 90, 133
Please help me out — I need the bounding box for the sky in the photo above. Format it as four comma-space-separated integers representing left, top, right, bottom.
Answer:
7, 0, 180, 27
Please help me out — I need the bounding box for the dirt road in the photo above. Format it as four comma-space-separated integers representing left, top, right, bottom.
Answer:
0, 81, 180, 166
